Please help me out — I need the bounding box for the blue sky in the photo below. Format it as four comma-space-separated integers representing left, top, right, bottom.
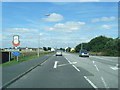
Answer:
2, 2, 118, 48
2, 0, 120, 2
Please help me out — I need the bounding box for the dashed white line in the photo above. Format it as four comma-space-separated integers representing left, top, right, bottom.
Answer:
93, 61, 95, 64
101, 76, 109, 88
53, 61, 58, 68
65, 57, 80, 72
94, 65, 99, 71
64, 56, 98, 89
84, 76, 98, 89
72, 65, 80, 72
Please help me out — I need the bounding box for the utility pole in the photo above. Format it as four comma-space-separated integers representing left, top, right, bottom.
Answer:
81, 43, 83, 50
38, 34, 40, 57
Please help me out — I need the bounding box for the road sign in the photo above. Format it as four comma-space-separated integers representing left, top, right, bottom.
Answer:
12, 52, 20, 56
12, 35, 20, 47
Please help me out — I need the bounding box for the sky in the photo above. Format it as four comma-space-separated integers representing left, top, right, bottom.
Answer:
1, 0, 120, 2
1, 2, 118, 48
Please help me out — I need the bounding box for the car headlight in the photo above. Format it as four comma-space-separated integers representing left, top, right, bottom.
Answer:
82, 53, 84, 55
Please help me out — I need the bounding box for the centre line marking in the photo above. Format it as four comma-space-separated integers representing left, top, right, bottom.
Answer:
72, 65, 80, 72
53, 61, 58, 68
65, 57, 80, 72
93, 61, 95, 64
84, 76, 98, 89
94, 64, 99, 71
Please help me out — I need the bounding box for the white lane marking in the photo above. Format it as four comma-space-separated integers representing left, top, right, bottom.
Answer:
101, 77, 109, 88
116, 64, 119, 67
93, 61, 95, 64
53, 61, 58, 68
65, 57, 80, 72
72, 65, 80, 72
94, 65, 99, 71
110, 66, 118, 70
84, 76, 98, 89
58, 62, 77, 67
109, 64, 119, 70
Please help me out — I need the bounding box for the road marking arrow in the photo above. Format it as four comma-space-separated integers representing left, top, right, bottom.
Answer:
53, 61, 58, 68
110, 66, 119, 70
58, 62, 77, 67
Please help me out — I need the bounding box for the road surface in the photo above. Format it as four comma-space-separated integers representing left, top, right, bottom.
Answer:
4, 52, 119, 89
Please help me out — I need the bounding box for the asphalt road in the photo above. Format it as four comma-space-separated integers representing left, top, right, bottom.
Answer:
6, 52, 119, 89
2, 53, 54, 86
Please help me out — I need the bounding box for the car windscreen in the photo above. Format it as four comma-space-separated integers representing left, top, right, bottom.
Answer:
80, 50, 88, 53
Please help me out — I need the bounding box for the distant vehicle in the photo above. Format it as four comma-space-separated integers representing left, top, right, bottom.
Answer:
79, 49, 89, 57
56, 51, 62, 56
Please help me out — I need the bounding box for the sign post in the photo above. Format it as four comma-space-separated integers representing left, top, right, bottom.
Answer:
12, 35, 20, 62
9, 52, 11, 62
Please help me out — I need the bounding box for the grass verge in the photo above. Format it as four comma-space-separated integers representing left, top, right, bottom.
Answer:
2, 52, 53, 67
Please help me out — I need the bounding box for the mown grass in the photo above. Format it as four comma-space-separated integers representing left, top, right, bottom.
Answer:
2, 52, 53, 67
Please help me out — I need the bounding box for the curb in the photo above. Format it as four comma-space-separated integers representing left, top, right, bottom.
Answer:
1, 54, 53, 89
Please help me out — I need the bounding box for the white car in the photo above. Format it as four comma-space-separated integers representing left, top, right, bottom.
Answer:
56, 51, 62, 56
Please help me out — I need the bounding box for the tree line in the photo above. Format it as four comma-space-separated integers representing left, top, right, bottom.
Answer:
75, 36, 120, 56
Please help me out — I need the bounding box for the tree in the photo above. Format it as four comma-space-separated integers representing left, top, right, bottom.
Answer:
104, 38, 120, 56
48, 47, 51, 51
75, 35, 119, 56
87, 35, 113, 52
75, 43, 88, 52
66, 47, 71, 52
60, 48, 65, 51
75, 44, 81, 52
43, 47, 47, 51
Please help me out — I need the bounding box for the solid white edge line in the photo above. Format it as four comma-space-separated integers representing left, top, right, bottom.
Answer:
101, 77, 109, 88
84, 76, 98, 89
65, 57, 80, 72
53, 61, 58, 68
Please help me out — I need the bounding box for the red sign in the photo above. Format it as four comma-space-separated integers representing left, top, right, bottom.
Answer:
12, 35, 20, 47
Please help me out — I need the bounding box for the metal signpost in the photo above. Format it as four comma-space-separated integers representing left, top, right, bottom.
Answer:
12, 35, 20, 62
9, 52, 11, 62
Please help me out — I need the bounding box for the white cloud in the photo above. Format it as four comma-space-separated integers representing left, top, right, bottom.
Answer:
102, 25, 111, 29
42, 13, 64, 22
46, 21, 85, 32
39, 33, 44, 36
3, 28, 38, 33
91, 16, 116, 22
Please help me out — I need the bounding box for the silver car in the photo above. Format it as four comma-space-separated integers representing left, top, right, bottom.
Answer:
79, 49, 89, 57
56, 51, 62, 56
